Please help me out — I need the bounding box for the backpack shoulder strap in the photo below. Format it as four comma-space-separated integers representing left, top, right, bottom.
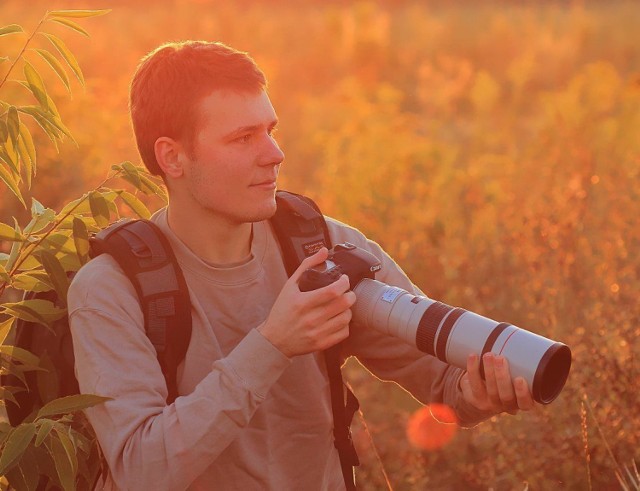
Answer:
272, 191, 332, 276
89, 219, 191, 404
272, 190, 360, 490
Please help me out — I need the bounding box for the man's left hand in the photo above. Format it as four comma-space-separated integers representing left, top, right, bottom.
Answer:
460, 353, 536, 415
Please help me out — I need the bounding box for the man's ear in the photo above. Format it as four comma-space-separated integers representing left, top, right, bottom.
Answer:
155, 137, 185, 178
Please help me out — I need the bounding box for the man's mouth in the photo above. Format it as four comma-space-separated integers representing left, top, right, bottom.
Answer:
250, 179, 277, 189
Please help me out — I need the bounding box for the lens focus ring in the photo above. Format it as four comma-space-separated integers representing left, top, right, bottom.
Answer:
416, 302, 452, 356
435, 308, 466, 362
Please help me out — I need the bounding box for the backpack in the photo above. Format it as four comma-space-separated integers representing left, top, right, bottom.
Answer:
2, 190, 359, 490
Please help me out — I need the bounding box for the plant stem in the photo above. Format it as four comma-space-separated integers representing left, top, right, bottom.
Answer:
581, 399, 593, 491
0, 14, 47, 93
0, 172, 119, 298
583, 393, 623, 478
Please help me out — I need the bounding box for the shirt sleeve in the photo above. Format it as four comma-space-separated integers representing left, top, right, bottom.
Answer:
325, 217, 495, 427
68, 255, 291, 491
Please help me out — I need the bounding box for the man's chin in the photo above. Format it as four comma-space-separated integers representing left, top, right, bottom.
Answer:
245, 199, 277, 223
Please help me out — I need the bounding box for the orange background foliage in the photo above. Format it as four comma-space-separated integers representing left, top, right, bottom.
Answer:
1, 0, 639, 489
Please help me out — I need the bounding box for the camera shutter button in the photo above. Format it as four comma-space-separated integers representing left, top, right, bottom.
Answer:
334, 243, 356, 251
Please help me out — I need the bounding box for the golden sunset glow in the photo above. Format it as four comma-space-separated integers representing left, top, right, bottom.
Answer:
1, 0, 639, 489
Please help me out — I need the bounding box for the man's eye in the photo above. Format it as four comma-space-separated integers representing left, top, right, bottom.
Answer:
236, 134, 251, 143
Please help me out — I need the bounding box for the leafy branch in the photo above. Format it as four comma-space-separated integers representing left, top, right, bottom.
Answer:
0, 9, 168, 490
0, 9, 110, 207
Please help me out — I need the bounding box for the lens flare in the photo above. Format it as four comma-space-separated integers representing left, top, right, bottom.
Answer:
406, 404, 458, 451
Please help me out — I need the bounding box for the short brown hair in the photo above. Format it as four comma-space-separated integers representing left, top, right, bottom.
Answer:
129, 41, 267, 176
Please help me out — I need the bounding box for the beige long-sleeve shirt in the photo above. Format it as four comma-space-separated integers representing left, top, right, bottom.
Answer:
68, 209, 491, 491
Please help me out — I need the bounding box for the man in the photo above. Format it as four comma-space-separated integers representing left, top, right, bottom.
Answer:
68, 41, 534, 490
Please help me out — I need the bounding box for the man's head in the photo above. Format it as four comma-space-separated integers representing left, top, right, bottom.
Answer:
129, 40, 284, 227
129, 41, 267, 177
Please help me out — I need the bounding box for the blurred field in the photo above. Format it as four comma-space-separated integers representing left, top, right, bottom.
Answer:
1, 0, 639, 489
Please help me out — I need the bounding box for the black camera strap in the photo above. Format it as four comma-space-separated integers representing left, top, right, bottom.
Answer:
325, 345, 361, 490
272, 191, 360, 491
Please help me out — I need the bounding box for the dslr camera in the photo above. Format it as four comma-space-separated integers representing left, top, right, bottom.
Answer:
299, 243, 572, 404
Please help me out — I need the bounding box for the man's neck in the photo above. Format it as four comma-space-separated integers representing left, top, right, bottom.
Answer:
166, 204, 253, 266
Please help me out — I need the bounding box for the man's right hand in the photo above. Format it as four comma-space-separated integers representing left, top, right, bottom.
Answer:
257, 248, 356, 358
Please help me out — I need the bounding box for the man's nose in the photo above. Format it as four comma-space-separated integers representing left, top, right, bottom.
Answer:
260, 134, 285, 166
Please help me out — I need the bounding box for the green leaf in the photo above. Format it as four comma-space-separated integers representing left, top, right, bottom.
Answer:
59, 194, 91, 216
14, 255, 42, 272
41, 33, 84, 86
0, 421, 12, 436
48, 9, 111, 18
23, 200, 56, 235
39, 231, 75, 255
117, 161, 142, 189
31, 443, 59, 487
1, 299, 66, 327
36, 395, 112, 420
35, 248, 79, 277
118, 190, 151, 219
50, 17, 89, 37
17, 105, 60, 145
77, 438, 100, 483
23, 60, 49, 109
35, 420, 55, 447
119, 173, 144, 195
34, 48, 71, 93
0, 423, 37, 475
69, 428, 92, 456
0, 386, 20, 407
57, 214, 98, 235
0, 424, 15, 446
49, 17, 89, 37
6, 445, 40, 491
16, 82, 62, 124
18, 105, 74, 151
7, 106, 20, 148
0, 163, 26, 207
140, 174, 168, 202
39, 250, 70, 302
7, 221, 23, 269
89, 192, 110, 227
0, 133, 20, 176
11, 271, 54, 293
31, 197, 46, 216
72, 217, 90, 264
22, 104, 73, 142
0, 24, 24, 36
19, 122, 36, 175
0, 345, 41, 366
17, 133, 33, 189
0, 317, 14, 344
0, 222, 25, 241
2, 361, 29, 388
54, 426, 78, 480
46, 433, 75, 491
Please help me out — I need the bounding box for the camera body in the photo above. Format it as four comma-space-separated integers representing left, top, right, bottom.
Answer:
298, 243, 382, 292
